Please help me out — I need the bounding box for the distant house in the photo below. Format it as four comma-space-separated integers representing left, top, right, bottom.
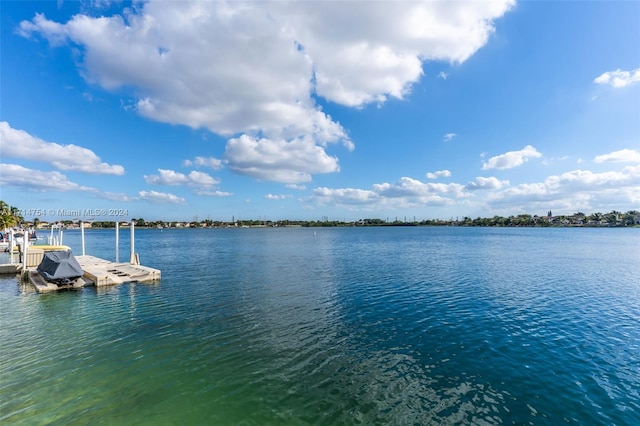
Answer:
547, 216, 562, 225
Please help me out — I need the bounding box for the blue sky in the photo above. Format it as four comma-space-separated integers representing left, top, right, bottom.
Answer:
1, 0, 639, 223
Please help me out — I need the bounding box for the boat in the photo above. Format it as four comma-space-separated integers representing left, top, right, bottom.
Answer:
13, 229, 38, 241
5, 244, 71, 253
1, 227, 39, 250
28, 250, 90, 292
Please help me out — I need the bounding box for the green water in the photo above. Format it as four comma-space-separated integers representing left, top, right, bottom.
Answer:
1, 227, 639, 424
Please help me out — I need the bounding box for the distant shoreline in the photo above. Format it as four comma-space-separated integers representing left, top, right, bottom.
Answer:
11, 207, 640, 230
59, 222, 640, 230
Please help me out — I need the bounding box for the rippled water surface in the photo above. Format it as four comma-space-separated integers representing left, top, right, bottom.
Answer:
1, 227, 639, 424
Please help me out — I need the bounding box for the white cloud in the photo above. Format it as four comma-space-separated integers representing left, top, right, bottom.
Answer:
144, 169, 219, 188
373, 177, 466, 198
594, 148, 640, 164
486, 165, 640, 213
426, 169, 452, 179
286, 183, 307, 190
307, 162, 640, 215
546, 166, 640, 190
224, 134, 340, 183
443, 133, 456, 142
18, 1, 514, 182
0, 163, 95, 192
594, 68, 640, 88
194, 189, 233, 197
183, 156, 224, 170
0, 121, 124, 175
465, 176, 509, 190
312, 187, 380, 207
138, 190, 186, 204
312, 177, 467, 210
438, 72, 448, 80
279, 1, 514, 106
212, 190, 232, 197
265, 194, 293, 200
0, 163, 134, 202
187, 170, 219, 187
482, 145, 542, 170
541, 155, 569, 166
98, 191, 133, 202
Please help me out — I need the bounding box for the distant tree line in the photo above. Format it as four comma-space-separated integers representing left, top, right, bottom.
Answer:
3, 200, 637, 229
65, 210, 640, 228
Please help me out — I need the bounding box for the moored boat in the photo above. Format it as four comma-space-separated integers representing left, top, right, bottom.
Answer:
28, 250, 90, 292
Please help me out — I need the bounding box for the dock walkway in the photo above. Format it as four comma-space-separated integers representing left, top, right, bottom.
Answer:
76, 255, 161, 287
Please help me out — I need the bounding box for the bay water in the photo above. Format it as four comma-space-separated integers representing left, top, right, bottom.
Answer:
1, 227, 639, 424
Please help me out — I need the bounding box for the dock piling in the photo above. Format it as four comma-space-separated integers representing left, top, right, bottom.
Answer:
115, 221, 119, 263
81, 221, 86, 256
130, 220, 136, 264
21, 238, 28, 272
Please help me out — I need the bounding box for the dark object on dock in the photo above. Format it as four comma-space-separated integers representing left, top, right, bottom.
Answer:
37, 250, 84, 286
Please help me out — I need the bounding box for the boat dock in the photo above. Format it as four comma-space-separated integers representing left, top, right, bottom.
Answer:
1, 221, 161, 292
76, 255, 161, 287
7, 257, 161, 293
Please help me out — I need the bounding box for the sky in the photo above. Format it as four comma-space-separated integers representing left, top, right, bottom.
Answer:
1, 0, 639, 223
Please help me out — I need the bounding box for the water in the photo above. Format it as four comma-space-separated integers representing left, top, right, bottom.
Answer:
1, 227, 639, 424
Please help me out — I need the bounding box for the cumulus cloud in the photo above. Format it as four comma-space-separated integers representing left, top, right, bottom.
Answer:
279, 1, 514, 106
0, 163, 95, 192
138, 190, 186, 204
144, 169, 219, 188
545, 166, 640, 190
224, 134, 340, 183
312, 187, 381, 207
18, 1, 514, 182
486, 165, 640, 212
312, 177, 467, 210
465, 176, 509, 190
0, 163, 136, 202
373, 177, 465, 197
183, 156, 224, 170
0, 121, 124, 175
594, 148, 640, 164
482, 145, 542, 170
308, 161, 640, 215
426, 169, 451, 179
594, 68, 640, 88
